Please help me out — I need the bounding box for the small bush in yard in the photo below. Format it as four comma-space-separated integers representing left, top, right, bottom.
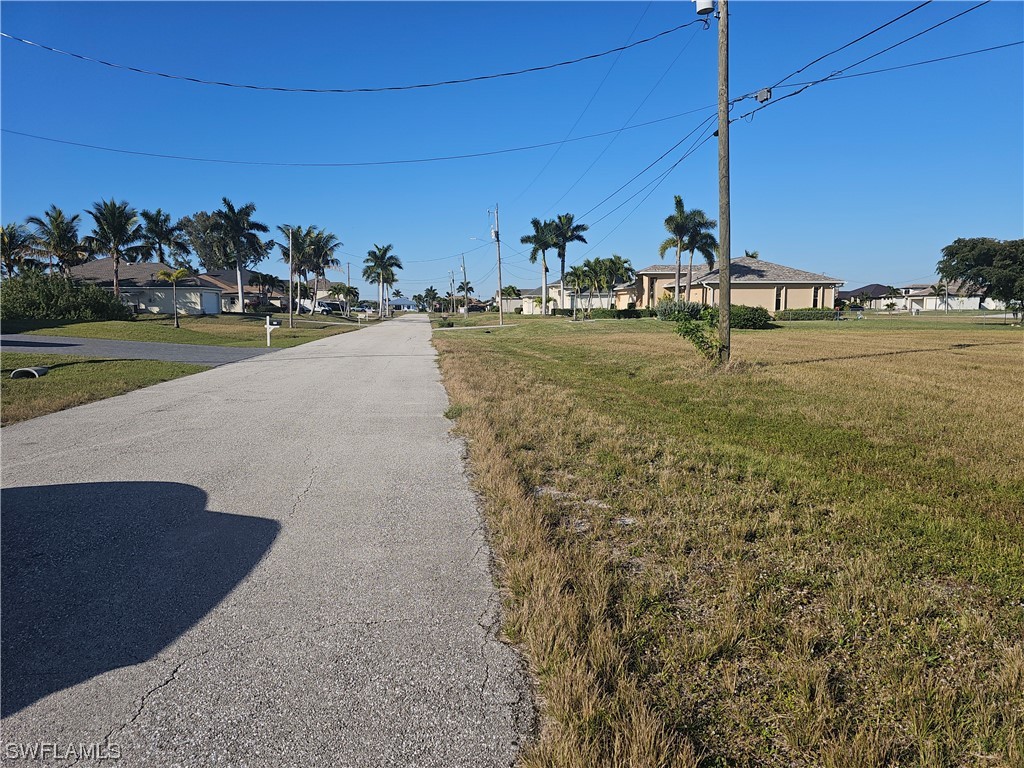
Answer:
656, 299, 706, 322
0, 273, 132, 321
730, 304, 772, 329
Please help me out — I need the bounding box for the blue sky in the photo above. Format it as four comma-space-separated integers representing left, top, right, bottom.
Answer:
2, 1, 1022, 299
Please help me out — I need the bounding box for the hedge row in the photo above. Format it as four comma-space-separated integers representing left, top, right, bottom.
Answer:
775, 308, 837, 321
0, 273, 133, 321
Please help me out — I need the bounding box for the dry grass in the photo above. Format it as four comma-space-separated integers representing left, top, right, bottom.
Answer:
434, 317, 1023, 767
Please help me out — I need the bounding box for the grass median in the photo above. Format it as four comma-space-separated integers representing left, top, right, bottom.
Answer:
434, 316, 1023, 767
6, 312, 364, 348
1, 352, 209, 426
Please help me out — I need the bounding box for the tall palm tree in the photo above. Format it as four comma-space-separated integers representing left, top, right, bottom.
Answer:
307, 228, 342, 310
156, 267, 191, 328
362, 244, 401, 319
551, 213, 589, 283
457, 281, 473, 296
26, 205, 88, 275
1, 223, 38, 278
328, 282, 355, 313
83, 199, 146, 296
744, 249, 760, 259
277, 224, 314, 313
658, 196, 718, 302
212, 198, 270, 313
521, 218, 557, 316
929, 282, 949, 312
140, 208, 190, 267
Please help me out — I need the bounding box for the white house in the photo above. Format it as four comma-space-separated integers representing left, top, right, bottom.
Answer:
70, 259, 222, 315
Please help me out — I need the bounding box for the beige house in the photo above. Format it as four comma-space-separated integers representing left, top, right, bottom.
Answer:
70, 259, 222, 315
611, 258, 842, 313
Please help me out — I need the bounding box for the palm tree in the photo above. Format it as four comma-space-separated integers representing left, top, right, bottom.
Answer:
26, 205, 88, 275
566, 265, 588, 319
658, 196, 718, 302
929, 282, 949, 313
277, 224, 314, 313
83, 199, 146, 296
744, 249, 760, 259
423, 286, 440, 312
551, 213, 589, 283
521, 218, 557, 315
501, 285, 521, 298
140, 208, 190, 268
1, 223, 38, 278
457, 281, 474, 296
308, 228, 342, 309
212, 198, 270, 313
363, 244, 401, 319
156, 267, 191, 328
605, 254, 634, 308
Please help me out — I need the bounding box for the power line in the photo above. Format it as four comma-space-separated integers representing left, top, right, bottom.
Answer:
510, 2, 654, 205
767, 0, 934, 90
0, 20, 704, 94
740, 0, 993, 121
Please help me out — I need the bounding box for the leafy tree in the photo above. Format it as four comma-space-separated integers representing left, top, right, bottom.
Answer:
1, 223, 40, 278
156, 267, 191, 328
141, 208, 191, 268
658, 196, 718, 302
26, 206, 88, 275
551, 212, 588, 283
212, 198, 271, 313
179, 212, 227, 271
938, 238, 1024, 314
363, 244, 401, 319
521, 218, 557, 315
0, 272, 131, 321
83, 199, 146, 296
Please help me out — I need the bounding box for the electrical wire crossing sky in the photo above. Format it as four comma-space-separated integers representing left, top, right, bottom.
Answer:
1, 1, 1021, 297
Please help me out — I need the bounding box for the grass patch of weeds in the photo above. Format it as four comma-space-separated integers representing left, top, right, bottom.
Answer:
434, 318, 1024, 767
1, 352, 208, 425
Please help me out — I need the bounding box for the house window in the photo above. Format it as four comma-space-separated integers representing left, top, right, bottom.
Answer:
812, 286, 820, 308
775, 286, 783, 311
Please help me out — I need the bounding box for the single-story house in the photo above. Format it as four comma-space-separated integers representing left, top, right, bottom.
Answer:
691, 257, 844, 312
882, 282, 1005, 312
70, 258, 222, 315
838, 283, 892, 305
614, 263, 703, 310
516, 280, 625, 315
198, 268, 271, 312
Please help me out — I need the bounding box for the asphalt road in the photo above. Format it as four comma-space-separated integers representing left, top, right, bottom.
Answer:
0, 333, 274, 366
0, 314, 531, 767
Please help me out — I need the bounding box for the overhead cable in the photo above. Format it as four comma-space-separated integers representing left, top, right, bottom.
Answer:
0, 20, 703, 94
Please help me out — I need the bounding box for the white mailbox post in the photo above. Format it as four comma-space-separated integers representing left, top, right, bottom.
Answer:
266, 315, 281, 346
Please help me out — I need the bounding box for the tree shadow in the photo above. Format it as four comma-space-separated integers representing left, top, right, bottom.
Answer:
1, 482, 280, 717
0, 339, 79, 348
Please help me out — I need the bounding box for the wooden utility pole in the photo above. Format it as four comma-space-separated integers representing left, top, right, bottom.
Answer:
288, 227, 294, 329
493, 204, 504, 326
717, 0, 731, 364
346, 261, 351, 314
461, 253, 469, 315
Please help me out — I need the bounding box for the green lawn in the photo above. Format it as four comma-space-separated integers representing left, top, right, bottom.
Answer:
1, 352, 208, 425
434, 315, 1023, 767
6, 313, 363, 348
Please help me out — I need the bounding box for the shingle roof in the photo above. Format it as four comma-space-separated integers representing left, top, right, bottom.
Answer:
695, 257, 842, 285
636, 263, 687, 275
838, 283, 892, 300
70, 258, 212, 289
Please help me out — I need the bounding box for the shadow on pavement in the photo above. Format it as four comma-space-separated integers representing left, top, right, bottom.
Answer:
0, 340, 79, 348
1, 482, 280, 718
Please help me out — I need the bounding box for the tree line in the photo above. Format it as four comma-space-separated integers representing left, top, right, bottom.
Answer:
0, 198, 374, 315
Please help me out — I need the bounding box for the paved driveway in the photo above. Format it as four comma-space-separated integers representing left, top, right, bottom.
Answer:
0, 315, 530, 766
0, 333, 273, 366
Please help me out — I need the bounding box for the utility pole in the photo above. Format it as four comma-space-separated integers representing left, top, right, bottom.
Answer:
461, 253, 469, 316
346, 261, 351, 315
288, 227, 294, 329
449, 270, 456, 313
491, 204, 504, 326
716, 0, 731, 364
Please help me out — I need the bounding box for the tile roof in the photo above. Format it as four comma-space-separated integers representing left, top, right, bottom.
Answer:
70, 258, 212, 289
694, 257, 842, 285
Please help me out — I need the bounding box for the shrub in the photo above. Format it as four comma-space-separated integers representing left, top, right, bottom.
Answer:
513, 307, 523, 314
730, 304, 772, 329
0, 273, 133, 322
250, 303, 281, 314
590, 308, 617, 319
656, 299, 707, 322
435, 319, 454, 328
552, 308, 574, 317
775, 308, 837, 321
